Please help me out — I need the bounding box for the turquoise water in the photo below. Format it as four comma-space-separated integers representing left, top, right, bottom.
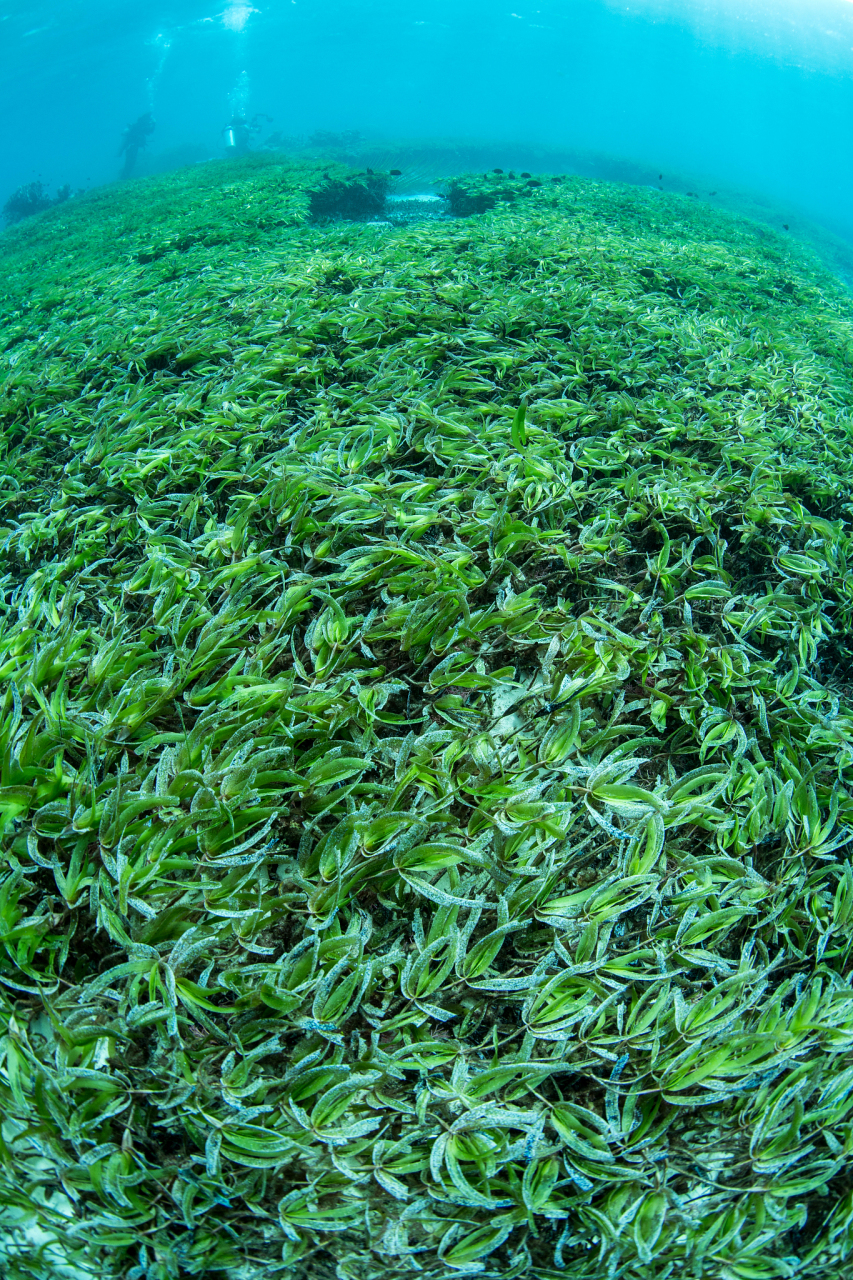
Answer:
2, 0, 853, 241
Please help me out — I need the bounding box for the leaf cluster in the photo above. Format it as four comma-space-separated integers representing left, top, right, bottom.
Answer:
308, 173, 391, 222
2, 181, 73, 227
2, 159, 853, 1280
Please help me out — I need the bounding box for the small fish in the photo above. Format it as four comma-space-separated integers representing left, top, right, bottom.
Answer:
493, 168, 504, 174
783, 224, 789, 230
658, 173, 663, 180
709, 191, 717, 196
390, 169, 402, 176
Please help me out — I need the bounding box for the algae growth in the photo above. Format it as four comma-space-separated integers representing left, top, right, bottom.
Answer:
2, 155, 853, 1280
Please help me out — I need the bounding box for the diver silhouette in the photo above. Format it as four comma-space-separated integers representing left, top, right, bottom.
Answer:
118, 113, 155, 179
223, 113, 273, 156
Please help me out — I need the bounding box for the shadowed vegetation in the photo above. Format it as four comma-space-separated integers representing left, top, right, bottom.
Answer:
307, 172, 391, 222
1, 180, 74, 227
2, 156, 853, 1280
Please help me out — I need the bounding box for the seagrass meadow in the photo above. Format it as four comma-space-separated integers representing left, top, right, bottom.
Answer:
4, 154, 853, 1280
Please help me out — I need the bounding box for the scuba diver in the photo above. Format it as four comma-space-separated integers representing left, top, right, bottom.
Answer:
223, 113, 272, 156
118, 113, 155, 179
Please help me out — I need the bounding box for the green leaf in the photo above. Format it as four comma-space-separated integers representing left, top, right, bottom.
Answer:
510, 402, 528, 449
306, 756, 368, 788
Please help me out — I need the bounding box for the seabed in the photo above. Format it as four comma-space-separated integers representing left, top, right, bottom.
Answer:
1, 154, 853, 1280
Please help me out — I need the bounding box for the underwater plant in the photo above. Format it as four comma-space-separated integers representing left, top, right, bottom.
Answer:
2, 155, 853, 1280
442, 172, 542, 217
1, 180, 72, 226
308, 171, 390, 221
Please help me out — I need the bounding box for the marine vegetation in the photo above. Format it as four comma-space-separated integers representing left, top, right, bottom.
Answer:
1, 180, 73, 227
308, 171, 391, 222
4, 156, 853, 1280
442, 173, 546, 218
